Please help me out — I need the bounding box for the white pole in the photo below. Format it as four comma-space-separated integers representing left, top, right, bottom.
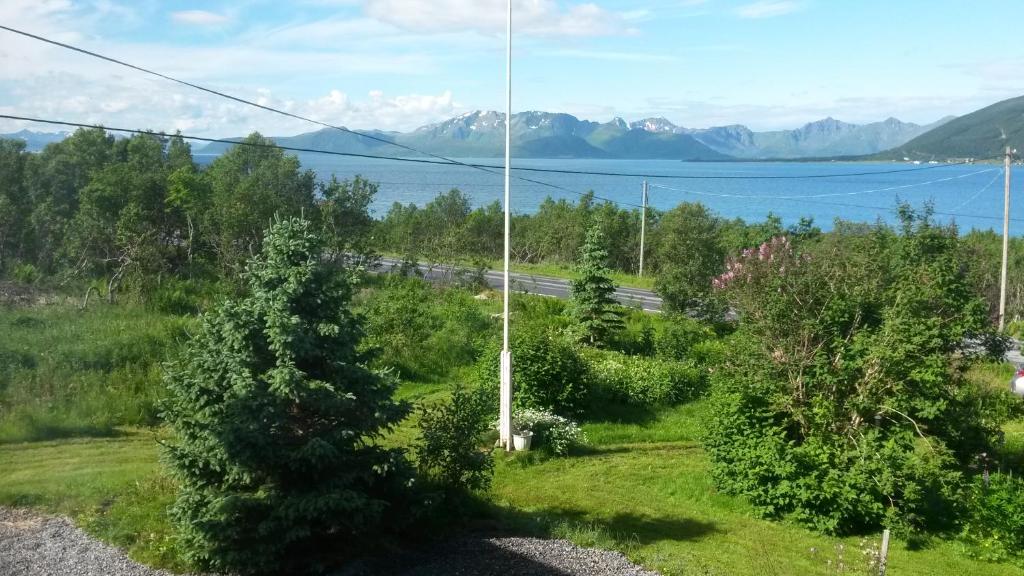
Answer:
1000, 146, 1012, 331
639, 180, 648, 277
878, 528, 890, 576
498, 0, 513, 451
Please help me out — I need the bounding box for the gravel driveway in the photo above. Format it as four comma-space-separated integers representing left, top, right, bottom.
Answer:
0, 507, 175, 576
1, 507, 659, 576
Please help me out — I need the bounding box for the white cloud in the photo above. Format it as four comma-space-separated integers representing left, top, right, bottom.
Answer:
362, 0, 628, 37
0, 70, 462, 137
735, 1, 800, 19
170, 10, 231, 27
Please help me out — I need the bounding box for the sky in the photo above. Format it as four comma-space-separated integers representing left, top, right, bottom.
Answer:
1, 0, 1023, 138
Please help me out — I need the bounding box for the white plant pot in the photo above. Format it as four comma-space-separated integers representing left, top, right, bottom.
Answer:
513, 431, 533, 451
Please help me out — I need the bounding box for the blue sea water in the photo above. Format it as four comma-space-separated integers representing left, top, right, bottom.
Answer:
196, 154, 1023, 235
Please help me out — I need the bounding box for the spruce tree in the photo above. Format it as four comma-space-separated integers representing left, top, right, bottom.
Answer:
569, 224, 624, 346
162, 217, 411, 574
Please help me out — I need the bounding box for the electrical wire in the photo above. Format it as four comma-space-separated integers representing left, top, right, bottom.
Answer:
0, 25, 1001, 182
647, 168, 1000, 200
649, 169, 1024, 223
949, 169, 1003, 212
0, 26, 643, 209
0, 114, 644, 208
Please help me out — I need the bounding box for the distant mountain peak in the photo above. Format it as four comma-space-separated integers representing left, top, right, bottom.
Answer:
609, 117, 628, 129
629, 117, 682, 133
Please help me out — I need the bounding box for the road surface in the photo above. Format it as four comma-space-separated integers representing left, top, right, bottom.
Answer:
376, 257, 663, 312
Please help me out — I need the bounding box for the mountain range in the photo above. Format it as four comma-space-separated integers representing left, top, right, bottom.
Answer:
0, 129, 69, 151
10, 94, 1024, 160
875, 95, 1024, 161
183, 111, 950, 160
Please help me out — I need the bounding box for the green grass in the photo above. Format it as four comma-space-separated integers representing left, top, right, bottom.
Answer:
0, 429, 188, 571
0, 303, 192, 443
507, 261, 655, 291
2, 298, 1021, 575
489, 399, 1024, 576
5, 401, 1019, 576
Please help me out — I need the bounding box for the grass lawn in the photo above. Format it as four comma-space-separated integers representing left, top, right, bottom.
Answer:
3, 399, 1022, 575
507, 261, 655, 291
0, 430, 187, 571
490, 399, 1023, 576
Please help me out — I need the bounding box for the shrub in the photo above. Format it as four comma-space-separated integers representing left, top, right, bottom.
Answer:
474, 326, 590, 416
511, 408, 586, 456
587, 350, 705, 406
960, 473, 1024, 564
416, 384, 495, 495
706, 211, 1009, 535
608, 311, 656, 356
360, 277, 493, 380
654, 315, 715, 361
11, 262, 40, 284
163, 218, 413, 575
148, 278, 219, 315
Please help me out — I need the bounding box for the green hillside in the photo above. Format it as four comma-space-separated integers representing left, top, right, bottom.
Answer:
879, 95, 1024, 160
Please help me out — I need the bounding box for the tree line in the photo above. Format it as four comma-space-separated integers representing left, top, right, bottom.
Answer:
3, 127, 1024, 328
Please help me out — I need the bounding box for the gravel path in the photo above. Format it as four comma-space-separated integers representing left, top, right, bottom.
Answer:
2, 507, 659, 576
0, 507, 175, 576
338, 535, 661, 576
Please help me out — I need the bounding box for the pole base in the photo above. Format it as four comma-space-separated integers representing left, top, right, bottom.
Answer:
499, 350, 513, 451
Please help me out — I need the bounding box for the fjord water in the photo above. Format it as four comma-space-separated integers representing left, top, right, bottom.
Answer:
202, 153, 1021, 234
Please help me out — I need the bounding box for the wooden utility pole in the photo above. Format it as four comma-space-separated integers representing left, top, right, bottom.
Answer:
639, 180, 648, 277
1000, 146, 1012, 331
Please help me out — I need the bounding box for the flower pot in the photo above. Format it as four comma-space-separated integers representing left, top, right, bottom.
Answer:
513, 431, 533, 451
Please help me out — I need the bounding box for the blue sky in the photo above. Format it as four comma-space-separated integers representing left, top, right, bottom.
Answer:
1, 0, 1022, 137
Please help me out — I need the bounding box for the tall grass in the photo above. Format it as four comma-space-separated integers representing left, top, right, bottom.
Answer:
0, 304, 192, 443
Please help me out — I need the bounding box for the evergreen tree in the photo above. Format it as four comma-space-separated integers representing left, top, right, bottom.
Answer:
162, 217, 411, 574
569, 224, 623, 346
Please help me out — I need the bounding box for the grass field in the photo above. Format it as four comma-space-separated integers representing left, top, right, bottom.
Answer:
0, 304, 191, 443
2, 300, 1022, 575
3, 397, 1021, 575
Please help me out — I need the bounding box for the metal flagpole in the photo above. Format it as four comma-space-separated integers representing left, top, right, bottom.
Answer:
499, 0, 514, 451
1000, 146, 1012, 331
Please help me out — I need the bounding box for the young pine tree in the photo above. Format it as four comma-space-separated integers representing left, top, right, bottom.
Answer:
569, 224, 624, 346
162, 217, 412, 575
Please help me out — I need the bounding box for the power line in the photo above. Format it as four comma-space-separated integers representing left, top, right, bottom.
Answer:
476, 158, 993, 180
649, 170, 1024, 224
0, 114, 643, 209
0, 25, 1000, 183
950, 169, 1003, 212
648, 168, 999, 200
0, 27, 642, 210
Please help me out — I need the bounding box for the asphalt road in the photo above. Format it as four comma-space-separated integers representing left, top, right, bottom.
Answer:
376, 257, 663, 312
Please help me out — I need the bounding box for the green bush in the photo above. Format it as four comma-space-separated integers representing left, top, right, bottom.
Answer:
163, 218, 413, 575
474, 326, 590, 416
11, 262, 41, 284
706, 213, 1009, 535
416, 384, 495, 495
689, 338, 729, 366
587, 350, 705, 406
148, 278, 217, 315
359, 277, 493, 380
654, 315, 715, 360
960, 473, 1024, 564
608, 310, 656, 356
